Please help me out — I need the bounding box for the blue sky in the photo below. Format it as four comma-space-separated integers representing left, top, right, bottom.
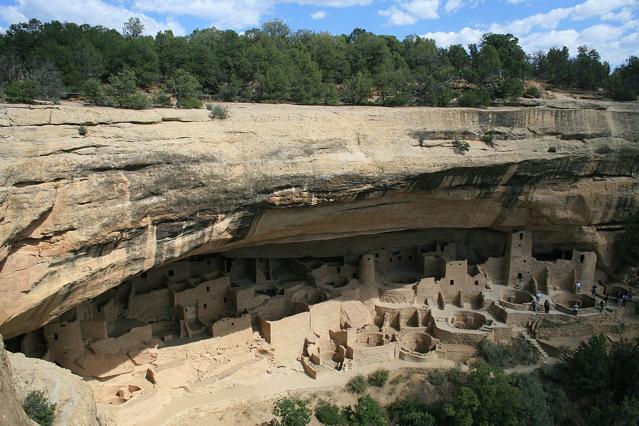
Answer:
0, 0, 637, 65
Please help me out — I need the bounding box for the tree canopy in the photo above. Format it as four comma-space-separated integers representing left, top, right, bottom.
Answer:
0, 18, 634, 106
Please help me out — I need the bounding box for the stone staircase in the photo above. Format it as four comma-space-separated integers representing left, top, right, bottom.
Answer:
523, 333, 550, 363
561, 346, 580, 361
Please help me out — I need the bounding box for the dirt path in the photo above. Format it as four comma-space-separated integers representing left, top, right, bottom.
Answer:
138, 358, 455, 426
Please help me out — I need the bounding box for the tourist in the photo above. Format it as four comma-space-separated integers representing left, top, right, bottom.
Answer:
532, 300, 537, 312
535, 290, 541, 303
599, 300, 605, 313
544, 299, 550, 313
573, 304, 579, 316
576, 281, 582, 293
622, 294, 629, 307
591, 284, 597, 297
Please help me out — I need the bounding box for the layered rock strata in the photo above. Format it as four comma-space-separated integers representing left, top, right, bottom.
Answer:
0, 101, 638, 337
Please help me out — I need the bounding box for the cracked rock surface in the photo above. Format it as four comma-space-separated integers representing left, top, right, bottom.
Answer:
0, 101, 638, 337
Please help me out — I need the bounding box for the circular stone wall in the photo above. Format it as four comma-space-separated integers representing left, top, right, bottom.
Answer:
385, 273, 420, 285
500, 289, 533, 304
449, 311, 486, 330
552, 293, 596, 313
401, 332, 435, 354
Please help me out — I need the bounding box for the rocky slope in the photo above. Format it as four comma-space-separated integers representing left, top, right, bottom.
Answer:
0, 100, 638, 337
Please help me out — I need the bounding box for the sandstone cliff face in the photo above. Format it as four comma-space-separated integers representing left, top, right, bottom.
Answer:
0, 101, 638, 337
0, 336, 33, 426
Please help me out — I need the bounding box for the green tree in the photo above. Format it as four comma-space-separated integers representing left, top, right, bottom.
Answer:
82, 78, 108, 105
106, 69, 149, 109
163, 68, 201, 108
123, 17, 144, 38
342, 72, 372, 105
388, 399, 436, 426
272, 398, 311, 426
343, 395, 386, 426
4, 79, 41, 103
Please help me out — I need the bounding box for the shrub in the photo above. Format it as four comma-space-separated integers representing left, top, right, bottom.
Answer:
153, 90, 172, 107
452, 138, 470, 155
428, 370, 446, 386
107, 69, 150, 109
343, 395, 386, 426
78, 125, 88, 136
388, 399, 436, 426
346, 374, 368, 394
481, 133, 495, 147
458, 87, 491, 107
163, 68, 202, 107
176, 96, 202, 109
499, 78, 525, 99
207, 103, 228, 119
478, 336, 539, 368
272, 398, 311, 426
4, 80, 41, 103
524, 86, 541, 98
23, 391, 56, 426
367, 369, 389, 387
314, 402, 346, 426
82, 79, 108, 105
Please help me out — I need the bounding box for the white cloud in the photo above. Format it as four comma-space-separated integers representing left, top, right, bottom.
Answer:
310, 10, 326, 19
444, 0, 482, 13
444, 0, 462, 13
421, 26, 482, 46
379, 0, 439, 26
489, 0, 637, 35
0, 0, 181, 35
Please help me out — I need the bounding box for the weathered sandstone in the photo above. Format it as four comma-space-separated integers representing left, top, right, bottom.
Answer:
0, 101, 638, 337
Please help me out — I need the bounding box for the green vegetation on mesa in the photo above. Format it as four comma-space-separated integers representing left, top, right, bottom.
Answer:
1, 17, 638, 108
274, 335, 639, 426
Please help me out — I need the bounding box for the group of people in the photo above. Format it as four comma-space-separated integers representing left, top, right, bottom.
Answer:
532, 280, 635, 316
531, 290, 551, 314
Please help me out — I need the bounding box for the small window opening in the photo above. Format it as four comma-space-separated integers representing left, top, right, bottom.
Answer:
203, 303, 207, 309
450, 280, 455, 285
475, 280, 479, 286
580, 255, 585, 263
206, 286, 210, 292
517, 272, 523, 279
53, 334, 58, 340
519, 233, 524, 240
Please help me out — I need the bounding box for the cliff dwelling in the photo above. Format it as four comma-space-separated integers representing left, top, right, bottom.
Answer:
5, 227, 622, 392
1, 99, 638, 425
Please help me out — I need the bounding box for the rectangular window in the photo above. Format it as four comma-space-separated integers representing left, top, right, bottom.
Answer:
450, 280, 454, 285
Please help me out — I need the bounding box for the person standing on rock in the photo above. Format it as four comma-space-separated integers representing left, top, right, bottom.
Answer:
592, 284, 597, 297
576, 281, 582, 293
535, 290, 541, 303
544, 299, 550, 313
573, 303, 579, 316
